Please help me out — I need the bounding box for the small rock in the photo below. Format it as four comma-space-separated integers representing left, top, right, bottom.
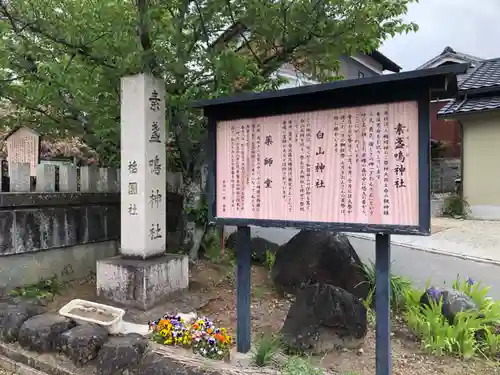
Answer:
357, 348, 364, 356
0, 302, 46, 343
96, 333, 149, 375
58, 323, 109, 366
18, 313, 74, 352
420, 287, 479, 324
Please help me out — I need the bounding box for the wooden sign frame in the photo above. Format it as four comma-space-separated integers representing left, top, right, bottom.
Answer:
196, 64, 469, 237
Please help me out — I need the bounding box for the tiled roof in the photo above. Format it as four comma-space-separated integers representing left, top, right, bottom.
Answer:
439, 96, 500, 116
438, 58, 500, 116
458, 58, 500, 90
417, 46, 483, 70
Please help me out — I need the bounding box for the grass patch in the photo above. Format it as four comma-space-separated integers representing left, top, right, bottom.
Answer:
252, 333, 282, 367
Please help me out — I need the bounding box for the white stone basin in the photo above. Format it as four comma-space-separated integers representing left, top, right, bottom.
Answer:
59, 299, 125, 334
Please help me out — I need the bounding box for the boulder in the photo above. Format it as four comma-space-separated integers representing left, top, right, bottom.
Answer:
96, 333, 149, 375
0, 302, 46, 343
420, 287, 479, 324
271, 230, 368, 299
225, 232, 279, 264
18, 312, 75, 352
58, 323, 109, 366
280, 283, 367, 354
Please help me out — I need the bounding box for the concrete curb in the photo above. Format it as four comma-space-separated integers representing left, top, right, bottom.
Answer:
0, 354, 49, 375
347, 234, 500, 267
0, 342, 92, 375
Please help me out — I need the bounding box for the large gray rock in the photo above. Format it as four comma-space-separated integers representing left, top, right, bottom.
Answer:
271, 230, 369, 299
420, 287, 479, 324
0, 301, 46, 343
280, 283, 367, 354
96, 333, 149, 375
18, 313, 75, 352
225, 233, 280, 264
58, 323, 109, 366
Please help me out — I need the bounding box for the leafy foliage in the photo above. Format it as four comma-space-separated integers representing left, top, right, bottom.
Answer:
404, 277, 500, 360
0, 0, 418, 172
361, 260, 412, 312
9, 274, 64, 299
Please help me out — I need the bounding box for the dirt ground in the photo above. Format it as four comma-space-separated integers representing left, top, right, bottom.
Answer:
45, 259, 499, 375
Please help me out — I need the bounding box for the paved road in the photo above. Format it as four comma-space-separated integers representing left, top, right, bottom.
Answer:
227, 226, 500, 300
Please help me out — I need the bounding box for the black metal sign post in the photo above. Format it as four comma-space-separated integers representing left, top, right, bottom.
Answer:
195, 63, 467, 374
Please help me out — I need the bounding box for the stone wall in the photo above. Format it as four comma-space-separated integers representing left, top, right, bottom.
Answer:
0, 162, 122, 292
0, 162, 185, 292
431, 158, 460, 194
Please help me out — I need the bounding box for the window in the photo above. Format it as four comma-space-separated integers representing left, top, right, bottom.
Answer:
358, 71, 365, 78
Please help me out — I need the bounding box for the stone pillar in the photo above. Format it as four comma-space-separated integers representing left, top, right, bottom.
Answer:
96, 74, 188, 311
10, 162, 31, 192
80, 166, 98, 192
35, 164, 56, 192
59, 165, 78, 192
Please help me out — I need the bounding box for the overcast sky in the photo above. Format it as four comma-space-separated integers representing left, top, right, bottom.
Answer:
380, 0, 500, 71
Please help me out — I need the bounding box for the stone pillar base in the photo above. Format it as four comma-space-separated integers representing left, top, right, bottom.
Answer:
96, 254, 189, 311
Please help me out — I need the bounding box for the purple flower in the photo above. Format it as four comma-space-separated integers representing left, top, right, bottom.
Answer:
208, 337, 216, 345
466, 277, 475, 286
427, 287, 442, 302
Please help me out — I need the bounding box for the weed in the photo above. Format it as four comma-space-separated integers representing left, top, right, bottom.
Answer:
362, 287, 376, 326
281, 356, 324, 375
360, 261, 412, 312
252, 333, 282, 367
253, 285, 267, 299
9, 275, 64, 300
442, 193, 470, 218
265, 249, 276, 271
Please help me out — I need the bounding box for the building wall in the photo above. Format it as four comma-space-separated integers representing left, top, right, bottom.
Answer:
431, 101, 461, 158
278, 54, 383, 88
462, 111, 500, 219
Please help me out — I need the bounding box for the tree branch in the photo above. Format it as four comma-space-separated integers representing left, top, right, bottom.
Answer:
0, 2, 117, 69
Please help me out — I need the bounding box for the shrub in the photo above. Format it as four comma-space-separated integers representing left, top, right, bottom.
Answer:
403, 276, 500, 360
252, 333, 282, 367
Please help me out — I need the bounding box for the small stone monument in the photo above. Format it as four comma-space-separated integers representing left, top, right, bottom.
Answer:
5, 126, 40, 177
96, 74, 189, 311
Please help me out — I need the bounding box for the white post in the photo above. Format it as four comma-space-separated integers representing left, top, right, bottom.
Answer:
120, 74, 166, 258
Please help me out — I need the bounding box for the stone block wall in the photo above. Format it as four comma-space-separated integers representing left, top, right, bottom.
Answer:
431, 158, 460, 194
0, 162, 185, 292
0, 162, 121, 292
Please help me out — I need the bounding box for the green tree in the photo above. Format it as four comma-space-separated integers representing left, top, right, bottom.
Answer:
0, 0, 418, 257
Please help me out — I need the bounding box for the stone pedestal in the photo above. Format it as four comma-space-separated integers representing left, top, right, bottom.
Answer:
97, 73, 189, 310
96, 254, 189, 310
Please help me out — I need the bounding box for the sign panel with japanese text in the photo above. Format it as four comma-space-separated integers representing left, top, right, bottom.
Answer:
215, 101, 419, 226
